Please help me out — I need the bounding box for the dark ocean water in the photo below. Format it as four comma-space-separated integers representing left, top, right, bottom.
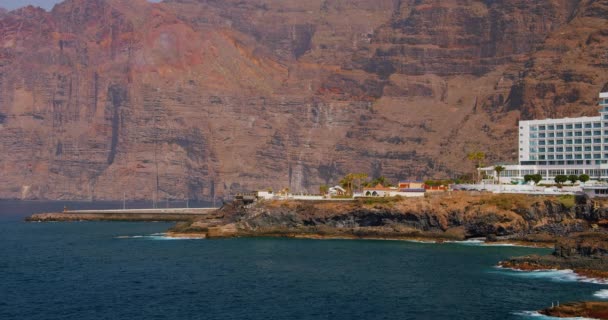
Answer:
1, 200, 607, 320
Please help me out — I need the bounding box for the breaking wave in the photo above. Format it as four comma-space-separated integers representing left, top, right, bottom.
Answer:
593, 289, 608, 299
513, 310, 597, 319
115, 233, 202, 240
497, 267, 608, 285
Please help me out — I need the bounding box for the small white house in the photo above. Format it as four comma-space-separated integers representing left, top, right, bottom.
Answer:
257, 191, 275, 200
328, 186, 346, 196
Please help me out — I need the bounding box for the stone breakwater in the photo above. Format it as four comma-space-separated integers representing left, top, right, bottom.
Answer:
26, 208, 220, 222
168, 193, 608, 243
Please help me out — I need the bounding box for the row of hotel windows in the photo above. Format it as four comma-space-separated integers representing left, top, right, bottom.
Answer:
529, 130, 607, 138
527, 122, 605, 131
529, 146, 607, 152
483, 168, 608, 178
529, 154, 607, 160
524, 139, 608, 145
486, 169, 608, 177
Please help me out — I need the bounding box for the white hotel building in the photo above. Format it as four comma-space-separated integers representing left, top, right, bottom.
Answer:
480, 92, 608, 183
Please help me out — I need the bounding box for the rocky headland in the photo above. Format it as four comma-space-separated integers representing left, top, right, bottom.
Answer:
168, 193, 608, 244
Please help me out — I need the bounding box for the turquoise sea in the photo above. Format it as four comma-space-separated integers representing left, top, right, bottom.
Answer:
1, 200, 607, 320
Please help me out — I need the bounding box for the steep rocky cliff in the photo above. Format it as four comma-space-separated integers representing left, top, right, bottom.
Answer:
1, 0, 607, 200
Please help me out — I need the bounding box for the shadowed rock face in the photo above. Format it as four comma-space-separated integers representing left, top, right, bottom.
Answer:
0, 0, 607, 201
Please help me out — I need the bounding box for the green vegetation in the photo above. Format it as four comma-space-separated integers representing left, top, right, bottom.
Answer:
467, 151, 486, 182
579, 174, 590, 183
425, 179, 453, 186
524, 174, 543, 185
568, 175, 578, 184
479, 194, 532, 211
494, 165, 505, 183
558, 195, 576, 209
554, 175, 568, 187
319, 185, 329, 195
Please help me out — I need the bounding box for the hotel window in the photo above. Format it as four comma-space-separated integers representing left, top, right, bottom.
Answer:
548, 155, 555, 160
539, 148, 546, 152
556, 132, 564, 137
566, 124, 573, 129
566, 139, 573, 144
539, 141, 546, 145
548, 125, 555, 130
585, 146, 592, 151
530, 148, 537, 153
548, 140, 555, 145
604, 115, 608, 120
595, 139, 602, 143
595, 154, 602, 159
557, 124, 564, 130
575, 147, 583, 151
531, 126, 538, 131
539, 125, 546, 130
557, 140, 563, 145
585, 139, 592, 144
575, 154, 583, 159
585, 154, 592, 159
530, 133, 538, 138
575, 131, 582, 136
557, 147, 564, 152
566, 132, 573, 137
595, 146, 602, 151
595, 130, 602, 135
575, 139, 582, 144
539, 155, 546, 160
605, 146, 608, 151
585, 123, 592, 128
548, 133, 555, 137
585, 131, 592, 136
566, 155, 573, 159
566, 147, 573, 152
548, 147, 555, 152
575, 124, 583, 129
595, 123, 602, 128
556, 155, 564, 159
605, 123, 608, 127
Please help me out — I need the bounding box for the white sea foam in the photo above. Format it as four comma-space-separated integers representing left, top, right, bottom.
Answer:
513, 311, 598, 319
498, 267, 608, 285
593, 289, 608, 299
403, 239, 437, 244
115, 233, 202, 240
448, 239, 542, 248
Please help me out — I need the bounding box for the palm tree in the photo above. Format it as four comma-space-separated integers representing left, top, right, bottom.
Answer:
494, 165, 505, 184
467, 151, 486, 182
353, 173, 369, 193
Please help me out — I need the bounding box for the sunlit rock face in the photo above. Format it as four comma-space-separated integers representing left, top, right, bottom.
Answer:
0, 0, 607, 201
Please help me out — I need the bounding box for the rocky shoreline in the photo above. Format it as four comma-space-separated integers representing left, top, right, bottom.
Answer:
539, 301, 608, 319
169, 193, 606, 241
499, 232, 608, 281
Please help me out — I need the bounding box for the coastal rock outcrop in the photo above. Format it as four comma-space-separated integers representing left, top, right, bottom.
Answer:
171, 193, 607, 243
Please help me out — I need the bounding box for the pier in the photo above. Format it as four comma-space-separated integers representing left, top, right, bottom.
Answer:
26, 207, 221, 222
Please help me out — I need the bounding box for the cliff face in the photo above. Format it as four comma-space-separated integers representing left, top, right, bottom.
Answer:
0, 0, 607, 201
